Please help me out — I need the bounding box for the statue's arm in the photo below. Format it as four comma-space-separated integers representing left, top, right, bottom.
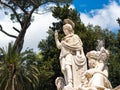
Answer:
54, 31, 61, 49
96, 61, 104, 71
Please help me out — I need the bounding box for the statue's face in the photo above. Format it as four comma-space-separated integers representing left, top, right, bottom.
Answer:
89, 59, 96, 68
63, 24, 73, 35
63, 26, 70, 35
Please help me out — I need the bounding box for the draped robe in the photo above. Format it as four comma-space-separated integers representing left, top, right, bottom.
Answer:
59, 34, 87, 88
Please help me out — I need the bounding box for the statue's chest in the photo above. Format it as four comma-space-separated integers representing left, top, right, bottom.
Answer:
64, 37, 74, 43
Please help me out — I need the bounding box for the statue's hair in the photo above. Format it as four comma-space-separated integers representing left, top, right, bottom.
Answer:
64, 18, 75, 28
63, 24, 74, 33
55, 77, 65, 85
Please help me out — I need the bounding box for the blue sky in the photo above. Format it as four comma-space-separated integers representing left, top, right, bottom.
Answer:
71, 0, 120, 34
0, 0, 120, 51
73, 0, 120, 12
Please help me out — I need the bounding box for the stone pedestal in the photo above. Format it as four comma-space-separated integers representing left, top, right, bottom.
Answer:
63, 86, 75, 90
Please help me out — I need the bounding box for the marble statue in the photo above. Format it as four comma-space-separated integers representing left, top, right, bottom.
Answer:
55, 77, 65, 90
79, 46, 112, 90
54, 19, 87, 90
55, 19, 120, 90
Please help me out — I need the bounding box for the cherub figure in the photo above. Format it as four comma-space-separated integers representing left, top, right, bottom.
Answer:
79, 47, 112, 90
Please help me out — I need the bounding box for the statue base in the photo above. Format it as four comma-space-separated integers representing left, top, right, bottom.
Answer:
63, 85, 75, 90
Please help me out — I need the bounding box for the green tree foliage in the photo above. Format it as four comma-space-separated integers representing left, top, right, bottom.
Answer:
0, 42, 40, 90
0, 1, 72, 90
38, 4, 120, 89
38, 30, 61, 90
108, 20, 120, 88
109, 54, 120, 88
108, 30, 120, 88
117, 18, 120, 26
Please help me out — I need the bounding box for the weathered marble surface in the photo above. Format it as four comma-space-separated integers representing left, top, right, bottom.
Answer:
55, 19, 119, 90
113, 85, 120, 90
55, 19, 87, 89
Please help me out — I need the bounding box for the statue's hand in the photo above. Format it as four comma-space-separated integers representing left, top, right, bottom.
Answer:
84, 69, 95, 79
54, 30, 58, 39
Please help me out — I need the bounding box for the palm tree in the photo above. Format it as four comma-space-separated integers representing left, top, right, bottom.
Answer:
0, 42, 40, 90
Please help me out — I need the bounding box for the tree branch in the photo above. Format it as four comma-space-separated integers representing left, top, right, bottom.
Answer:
13, 27, 20, 33
10, 0, 28, 14
29, 0, 56, 7
29, 0, 39, 7
0, 25, 17, 38
23, 6, 37, 29
0, 1, 22, 26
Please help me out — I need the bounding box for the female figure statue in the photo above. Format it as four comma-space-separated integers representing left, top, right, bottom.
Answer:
54, 19, 87, 89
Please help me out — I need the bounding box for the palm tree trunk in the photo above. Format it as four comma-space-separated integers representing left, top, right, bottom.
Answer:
5, 81, 8, 90
12, 75, 16, 90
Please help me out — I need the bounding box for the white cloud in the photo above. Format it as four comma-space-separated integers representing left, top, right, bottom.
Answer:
0, 18, 19, 48
0, 3, 74, 52
80, 1, 120, 33
0, 10, 57, 52
23, 12, 57, 51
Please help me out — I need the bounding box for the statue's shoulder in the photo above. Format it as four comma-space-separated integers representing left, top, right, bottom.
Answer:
73, 34, 79, 38
73, 34, 82, 41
